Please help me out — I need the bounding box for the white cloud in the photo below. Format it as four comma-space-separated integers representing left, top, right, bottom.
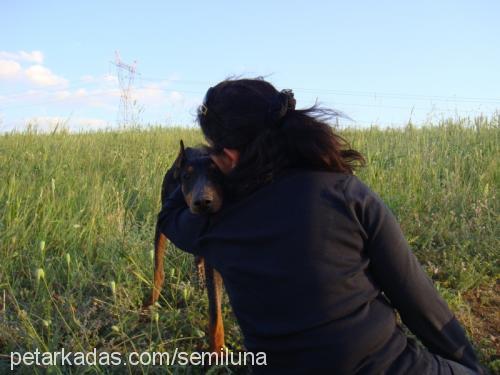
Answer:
0, 50, 44, 64
134, 87, 166, 104
79, 74, 118, 85
133, 84, 187, 108
24, 65, 68, 86
103, 74, 118, 84
74, 88, 87, 97
0, 59, 22, 78
0, 87, 120, 112
54, 90, 71, 100
0, 61, 199, 128
168, 91, 185, 106
0, 51, 67, 87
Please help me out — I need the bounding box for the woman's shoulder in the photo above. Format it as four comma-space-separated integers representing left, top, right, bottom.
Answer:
224, 169, 377, 210
275, 168, 368, 193
280, 170, 383, 210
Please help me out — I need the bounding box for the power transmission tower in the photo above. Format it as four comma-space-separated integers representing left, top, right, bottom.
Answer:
112, 51, 138, 127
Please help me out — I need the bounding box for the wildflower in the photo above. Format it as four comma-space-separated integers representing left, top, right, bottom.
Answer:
35, 268, 45, 284
110, 281, 116, 296
39, 240, 46, 255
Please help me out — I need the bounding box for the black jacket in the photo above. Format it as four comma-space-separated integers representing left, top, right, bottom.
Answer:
159, 169, 481, 374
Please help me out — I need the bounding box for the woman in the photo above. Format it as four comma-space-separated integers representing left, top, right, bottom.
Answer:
159, 78, 484, 374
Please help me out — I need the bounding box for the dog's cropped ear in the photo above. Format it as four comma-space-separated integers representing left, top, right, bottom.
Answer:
172, 140, 186, 180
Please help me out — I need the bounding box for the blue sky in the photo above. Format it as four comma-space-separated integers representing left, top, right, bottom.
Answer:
1, 0, 499, 131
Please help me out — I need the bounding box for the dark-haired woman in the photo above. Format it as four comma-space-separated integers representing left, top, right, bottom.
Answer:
159, 79, 484, 374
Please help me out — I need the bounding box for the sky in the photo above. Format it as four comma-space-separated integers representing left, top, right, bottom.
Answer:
0, 0, 499, 132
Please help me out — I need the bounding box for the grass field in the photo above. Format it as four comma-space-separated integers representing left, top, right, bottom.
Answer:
0, 118, 498, 374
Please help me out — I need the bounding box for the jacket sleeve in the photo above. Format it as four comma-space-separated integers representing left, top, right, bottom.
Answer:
157, 185, 209, 255
344, 176, 483, 373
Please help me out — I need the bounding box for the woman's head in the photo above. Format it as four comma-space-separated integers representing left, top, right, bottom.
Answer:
198, 78, 293, 150
197, 78, 365, 195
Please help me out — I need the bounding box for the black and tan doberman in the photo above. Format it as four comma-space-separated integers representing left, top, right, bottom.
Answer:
144, 140, 225, 353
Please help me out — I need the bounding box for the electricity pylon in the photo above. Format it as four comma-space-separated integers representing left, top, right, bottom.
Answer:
113, 51, 137, 127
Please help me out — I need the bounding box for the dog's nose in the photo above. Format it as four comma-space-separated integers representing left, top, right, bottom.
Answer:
193, 197, 213, 209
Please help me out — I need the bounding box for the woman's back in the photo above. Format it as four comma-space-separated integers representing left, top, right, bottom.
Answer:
199, 170, 405, 373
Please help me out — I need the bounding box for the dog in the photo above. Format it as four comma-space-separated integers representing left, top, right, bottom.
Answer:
144, 140, 226, 353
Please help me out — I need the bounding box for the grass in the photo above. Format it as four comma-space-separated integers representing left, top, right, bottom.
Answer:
0, 118, 498, 374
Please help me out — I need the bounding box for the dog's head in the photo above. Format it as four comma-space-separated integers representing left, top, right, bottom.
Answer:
173, 140, 224, 214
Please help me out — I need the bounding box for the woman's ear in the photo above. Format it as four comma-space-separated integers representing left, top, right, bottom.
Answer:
210, 148, 240, 174
223, 148, 240, 169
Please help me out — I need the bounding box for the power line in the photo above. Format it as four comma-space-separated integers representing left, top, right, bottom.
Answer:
135, 76, 500, 104
2, 74, 499, 105
1, 86, 497, 115
301, 98, 497, 114
292, 87, 500, 104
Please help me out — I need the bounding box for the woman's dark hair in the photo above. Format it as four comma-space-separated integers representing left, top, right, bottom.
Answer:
197, 78, 365, 196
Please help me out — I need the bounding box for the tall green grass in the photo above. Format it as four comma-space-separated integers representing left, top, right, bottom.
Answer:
0, 118, 498, 374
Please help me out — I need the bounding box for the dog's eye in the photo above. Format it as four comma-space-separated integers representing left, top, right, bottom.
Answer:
182, 172, 191, 180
